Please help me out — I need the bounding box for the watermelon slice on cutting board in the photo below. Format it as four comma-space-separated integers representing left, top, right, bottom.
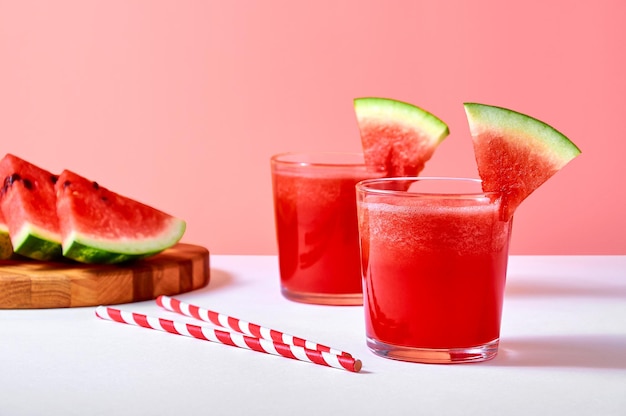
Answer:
55, 169, 186, 264
0, 154, 63, 261
0, 153, 186, 264
464, 103, 581, 220
354, 97, 450, 176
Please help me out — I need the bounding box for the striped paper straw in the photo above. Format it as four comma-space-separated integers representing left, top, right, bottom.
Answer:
95, 306, 362, 373
156, 295, 352, 357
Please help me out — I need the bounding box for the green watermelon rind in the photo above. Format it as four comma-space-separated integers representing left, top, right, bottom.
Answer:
10, 222, 63, 261
61, 218, 186, 264
354, 97, 450, 142
463, 103, 581, 166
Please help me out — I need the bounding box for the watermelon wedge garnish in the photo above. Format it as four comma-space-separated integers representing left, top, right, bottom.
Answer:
464, 103, 581, 219
55, 170, 186, 264
0, 154, 63, 261
354, 97, 450, 176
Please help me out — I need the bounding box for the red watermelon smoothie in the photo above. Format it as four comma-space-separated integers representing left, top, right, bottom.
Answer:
271, 153, 385, 305
356, 177, 512, 363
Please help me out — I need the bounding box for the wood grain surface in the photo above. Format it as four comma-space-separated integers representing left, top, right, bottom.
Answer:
0, 243, 209, 309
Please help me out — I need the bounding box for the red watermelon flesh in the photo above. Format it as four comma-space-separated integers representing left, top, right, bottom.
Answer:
0, 154, 62, 260
354, 97, 450, 176
55, 169, 186, 264
464, 103, 581, 220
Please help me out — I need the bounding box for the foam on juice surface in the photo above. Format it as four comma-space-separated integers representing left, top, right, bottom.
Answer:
274, 168, 383, 207
360, 199, 509, 255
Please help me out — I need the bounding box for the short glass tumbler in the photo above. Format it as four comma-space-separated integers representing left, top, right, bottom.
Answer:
356, 177, 513, 363
271, 152, 385, 305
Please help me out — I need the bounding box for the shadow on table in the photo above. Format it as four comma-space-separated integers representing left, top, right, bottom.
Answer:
207, 268, 235, 291
504, 278, 626, 299
490, 334, 626, 370
187, 268, 235, 295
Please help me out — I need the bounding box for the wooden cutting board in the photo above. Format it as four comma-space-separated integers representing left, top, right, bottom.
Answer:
0, 243, 209, 309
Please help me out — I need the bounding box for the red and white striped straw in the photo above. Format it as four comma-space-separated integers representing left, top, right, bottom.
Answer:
156, 295, 352, 358
95, 306, 362, 373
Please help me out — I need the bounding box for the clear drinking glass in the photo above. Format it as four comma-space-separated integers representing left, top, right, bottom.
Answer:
356, 177, 513, 363
271, 152, 385, 305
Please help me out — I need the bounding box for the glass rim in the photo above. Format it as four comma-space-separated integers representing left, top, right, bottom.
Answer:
270, 152, 370, 168
356, 176, 499, 198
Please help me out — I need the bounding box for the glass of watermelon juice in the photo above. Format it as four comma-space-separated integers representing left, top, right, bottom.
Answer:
356, 177, 513, 363
271, 152, 385, 305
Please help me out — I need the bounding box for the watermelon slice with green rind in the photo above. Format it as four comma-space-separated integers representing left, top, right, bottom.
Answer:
0, 154, 63, 261
354, 97, 450, 176
464, 103, 581, 219
55, 170, 186, 264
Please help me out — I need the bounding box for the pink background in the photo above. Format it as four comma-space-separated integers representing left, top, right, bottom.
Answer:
1, 0, 624, 255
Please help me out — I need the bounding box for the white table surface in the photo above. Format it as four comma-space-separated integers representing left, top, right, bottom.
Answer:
1, 255, 625, 416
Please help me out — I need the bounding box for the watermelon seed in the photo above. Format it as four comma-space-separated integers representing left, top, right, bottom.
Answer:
51, 175, 59, 184
92, 181, 100, 190
23, 178, 33, 190
1, 174, 21, 195
6, 173, 21, 186
63, 180, 71, 188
